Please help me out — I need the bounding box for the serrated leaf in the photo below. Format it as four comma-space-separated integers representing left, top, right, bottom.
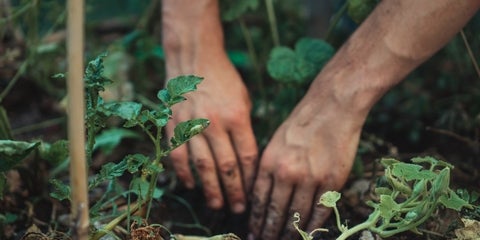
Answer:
162, 75, 203, 106
89, 160, 128, 189
38, 140, 69, 166
125, 154, 150, 174
84, 53, 112, 89
94, 128, 141, 155
0, 140, 40, 172
220, 0, 259, 21
318, 191, 341, 208
391, 162, 436, 181
171, 119, 210, 147
49, 179, 71, 201
439, 190, 472, 211
378, 195, 400, 219
102, 101, 142, 121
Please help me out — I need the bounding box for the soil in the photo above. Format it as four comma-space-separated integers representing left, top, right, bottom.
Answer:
1, 25, 480, 240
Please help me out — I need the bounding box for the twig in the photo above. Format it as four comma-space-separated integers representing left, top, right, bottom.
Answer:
460, 30, 480, 80
426, 126, 478, 149
66, 0, 89, 239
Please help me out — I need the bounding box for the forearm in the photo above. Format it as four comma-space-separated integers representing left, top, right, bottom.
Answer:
307, 0, 480, 122
162, 0, 225, 76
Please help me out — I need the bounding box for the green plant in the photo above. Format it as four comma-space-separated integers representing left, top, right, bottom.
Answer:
0, 54, 209, 239
295, 156, 475, 240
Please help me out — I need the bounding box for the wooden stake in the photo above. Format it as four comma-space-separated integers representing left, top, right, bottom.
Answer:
67, 0, 89, 239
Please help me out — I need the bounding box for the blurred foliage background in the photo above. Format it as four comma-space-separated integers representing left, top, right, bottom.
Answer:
1, 0, 479, 237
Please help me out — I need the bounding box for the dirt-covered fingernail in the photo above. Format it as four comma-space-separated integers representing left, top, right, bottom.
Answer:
232, 202, 245, 213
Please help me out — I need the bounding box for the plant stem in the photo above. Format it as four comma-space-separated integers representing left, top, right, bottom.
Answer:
0, 60, 28, 104
325, 2, 348, 43
90, 201, 142, 240
460, 30, 480, 80
238, 17, 266, 101
11, 116, 65, 136
336, 211, 380, 240
265, 0, 280, 46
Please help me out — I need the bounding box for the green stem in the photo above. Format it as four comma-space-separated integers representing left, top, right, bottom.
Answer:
11, 116, 65, 136
238, 17, 266, 101
265, 0, 280, 46
460, 30, 480, 80
333, 206, 345, 233
336, 211, 381, 240
90, 201, 143, 240
325, 2, 348, 43
0, 60, 28, 104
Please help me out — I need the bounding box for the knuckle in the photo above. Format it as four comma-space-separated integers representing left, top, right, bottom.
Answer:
239, 153, 258, 166
193, 157, 215, 172
217, 160, 237, 177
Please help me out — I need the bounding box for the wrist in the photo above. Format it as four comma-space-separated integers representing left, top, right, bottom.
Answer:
162, 0, 225, 60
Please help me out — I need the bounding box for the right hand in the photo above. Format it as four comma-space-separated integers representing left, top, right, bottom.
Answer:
165, 52, 258, 214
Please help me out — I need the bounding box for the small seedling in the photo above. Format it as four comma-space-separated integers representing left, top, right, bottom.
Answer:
295, 156, 474, 240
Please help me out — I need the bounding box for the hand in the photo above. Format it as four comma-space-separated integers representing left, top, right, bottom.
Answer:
166, 53, 258, 214
248, 94, 363, 239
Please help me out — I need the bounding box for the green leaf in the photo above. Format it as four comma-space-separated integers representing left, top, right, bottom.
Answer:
439, 190, 472, 211
170, 119, 210, 147
84, 53, 112, 90
160, 75, 203, 106
131, 178, 164, 200
295, 38, 335, 73
89, 160, 128, 189
220, 0, 259, 21
267, 46, 314, 84
0, 140, 40, 172
102, 101, 142, 121
125, 154, 150, 174
347, 0, 378, 24
94, 128, 141, 155
49, 179, 71, 201
431, 168, 450, 198
267, 38, 335, 85
391, 162, 436, 181
378, 195, 400, 219
0, 212, 18, 224
38, 140, 69, 166
318, 191, 341, 208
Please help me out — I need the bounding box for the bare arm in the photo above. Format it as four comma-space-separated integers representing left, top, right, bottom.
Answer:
250, 1, 480, 239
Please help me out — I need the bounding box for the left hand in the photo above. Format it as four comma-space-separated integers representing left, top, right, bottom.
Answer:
248, 95, 363, 240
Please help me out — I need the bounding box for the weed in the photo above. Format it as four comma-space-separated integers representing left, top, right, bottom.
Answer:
294, 156, 475, 240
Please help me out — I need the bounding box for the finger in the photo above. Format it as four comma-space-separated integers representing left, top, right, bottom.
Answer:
206, 130, 246, 213
305, 190, 333, 233
169, 144, 195, 189
248, 170, 272, 238
280, 184, 316, 240
261, 179, 294, 240
230, 122, 258, 193
189, 135, 224, 209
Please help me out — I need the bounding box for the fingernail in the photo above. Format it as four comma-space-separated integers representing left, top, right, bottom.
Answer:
209, 198, 222, 209
232, 203, 245, 213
